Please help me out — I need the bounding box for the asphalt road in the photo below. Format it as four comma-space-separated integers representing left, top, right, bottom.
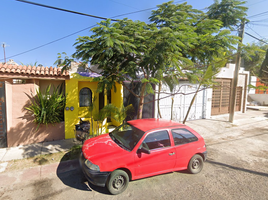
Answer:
1, 110, 268, 200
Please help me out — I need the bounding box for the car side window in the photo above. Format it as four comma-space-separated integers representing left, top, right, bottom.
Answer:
143, 130, 171, 150
171, 128, 198, 146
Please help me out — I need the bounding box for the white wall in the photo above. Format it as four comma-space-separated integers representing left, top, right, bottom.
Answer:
248, 94, 268, 105
155, 81, 212, 122
249, 76, 257, 94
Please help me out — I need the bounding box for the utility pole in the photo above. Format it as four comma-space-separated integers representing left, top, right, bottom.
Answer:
229, 20, 245, 123
2, 43, 6, 63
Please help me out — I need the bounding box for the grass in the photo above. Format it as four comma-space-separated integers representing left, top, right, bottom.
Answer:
1, 145, 82, 172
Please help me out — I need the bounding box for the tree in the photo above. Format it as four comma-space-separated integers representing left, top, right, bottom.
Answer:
241, 42, 267, 76
58, 1, 240, 120
71, 18, 184, 119
259, 48, 268, 84
207, 0, 248, 30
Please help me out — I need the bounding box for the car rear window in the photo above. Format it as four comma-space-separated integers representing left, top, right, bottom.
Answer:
171, 128, 198, 145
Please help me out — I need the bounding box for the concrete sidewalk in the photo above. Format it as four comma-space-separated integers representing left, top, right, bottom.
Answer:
0, 139, 80, 162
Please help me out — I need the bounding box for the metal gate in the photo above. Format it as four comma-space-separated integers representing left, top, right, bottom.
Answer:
157, 83, 208, 122
211, 79, 231, 115
0, 82, 7, 148
211, 79, 242, 115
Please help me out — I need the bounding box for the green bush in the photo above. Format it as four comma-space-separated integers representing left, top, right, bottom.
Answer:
25, 84, 66, 128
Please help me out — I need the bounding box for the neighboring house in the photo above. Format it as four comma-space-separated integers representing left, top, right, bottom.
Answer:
248, 77, 268, 106
0, 63, 69, 148
211, 63, 249, 115
155, 63, 250, 122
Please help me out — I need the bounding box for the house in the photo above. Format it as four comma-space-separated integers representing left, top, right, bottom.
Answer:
64, 62, 123, 139
155, 63, 250, 122
0, 63, 69, 148
248, 77, 268, 106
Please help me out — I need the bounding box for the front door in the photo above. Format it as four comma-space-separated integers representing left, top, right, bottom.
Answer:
0, 82, 7, 148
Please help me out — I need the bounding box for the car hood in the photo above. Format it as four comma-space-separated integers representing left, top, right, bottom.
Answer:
82, 133, 129, 165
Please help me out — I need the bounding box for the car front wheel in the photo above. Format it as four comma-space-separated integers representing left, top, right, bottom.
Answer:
187, 154, 204, 174
106, 170, 129, 195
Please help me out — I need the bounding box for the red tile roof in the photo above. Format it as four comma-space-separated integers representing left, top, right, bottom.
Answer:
0, 63, 69, 79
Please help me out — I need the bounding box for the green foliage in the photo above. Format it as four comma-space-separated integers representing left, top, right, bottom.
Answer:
249, 84, 268, 91
54, 52, 75, 72
19, 61, 42, 67
56, 0, 247, 118
240, 42, 267, 76
207, 0, 248, 29
98, 104, 135, 124
259, 48, 268, 84
25, 85, 66, 128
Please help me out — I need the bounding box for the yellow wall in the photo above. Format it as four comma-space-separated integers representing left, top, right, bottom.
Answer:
64, 73, 124, 139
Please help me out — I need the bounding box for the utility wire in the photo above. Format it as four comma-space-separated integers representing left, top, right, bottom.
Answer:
1, 0, 186, 62
246, 24, 265, 40
245, 32, 268, 44
248, 10, 268, 19
247, 0, 268, 6
16, 0, 119, 21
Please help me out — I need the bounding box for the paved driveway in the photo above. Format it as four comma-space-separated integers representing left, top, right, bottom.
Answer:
1, 110, 268, 200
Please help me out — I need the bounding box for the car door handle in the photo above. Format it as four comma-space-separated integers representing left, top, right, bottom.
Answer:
169, 152, 175, 156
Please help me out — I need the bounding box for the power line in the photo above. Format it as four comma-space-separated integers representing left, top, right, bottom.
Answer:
245, 32, 268, 44
16, 0, 119, 21
248, 10, 268, 19
247, 0, 268, 6
0, 0, 200, 62
246, 24, 265, 40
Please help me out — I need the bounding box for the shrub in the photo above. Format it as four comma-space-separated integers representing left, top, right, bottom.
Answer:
25, 84, 66, 128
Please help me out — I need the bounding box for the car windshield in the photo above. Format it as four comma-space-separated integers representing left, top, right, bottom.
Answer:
109, 123, 145, 151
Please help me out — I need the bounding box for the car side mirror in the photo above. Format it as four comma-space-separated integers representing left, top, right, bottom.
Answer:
137, 146, 150, 154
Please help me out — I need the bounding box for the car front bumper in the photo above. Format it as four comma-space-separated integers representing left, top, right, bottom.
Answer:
79, 153, 111, 187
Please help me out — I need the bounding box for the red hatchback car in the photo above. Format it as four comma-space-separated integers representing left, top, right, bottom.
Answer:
79, 118, 207, 195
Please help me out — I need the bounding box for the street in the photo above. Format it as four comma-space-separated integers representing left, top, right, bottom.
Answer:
1, 110, 268, 200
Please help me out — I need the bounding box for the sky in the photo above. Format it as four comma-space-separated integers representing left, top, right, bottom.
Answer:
1, 0, 268, 67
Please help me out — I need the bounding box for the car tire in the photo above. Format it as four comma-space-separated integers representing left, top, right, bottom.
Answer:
106, 170, 129, 195
187, 154, 204, 174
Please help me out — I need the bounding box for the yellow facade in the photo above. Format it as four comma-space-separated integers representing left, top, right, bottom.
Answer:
64, 73, 123, 139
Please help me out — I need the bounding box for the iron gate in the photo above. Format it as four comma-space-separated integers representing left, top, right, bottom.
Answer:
0, 82, 7, 148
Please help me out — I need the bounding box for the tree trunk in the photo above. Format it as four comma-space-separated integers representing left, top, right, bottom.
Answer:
171, 96, 174, 120
182, 83, 202, 124
157, 81, 162, 118
137, 82, 147, 119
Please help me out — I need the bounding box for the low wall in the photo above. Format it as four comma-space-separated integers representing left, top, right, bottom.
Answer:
248, 94, 268, 106
7, 122, 65, 147
6, 82, 65, 147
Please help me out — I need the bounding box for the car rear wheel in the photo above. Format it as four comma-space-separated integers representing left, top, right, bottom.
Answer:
187, 154, 203, 174
106, 170, 129, 195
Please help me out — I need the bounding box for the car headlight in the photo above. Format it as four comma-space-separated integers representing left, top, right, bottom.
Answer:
85, 159, 100, 171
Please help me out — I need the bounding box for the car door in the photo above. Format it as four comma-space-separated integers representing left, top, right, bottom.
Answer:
134, 129, 176, 179
171, 128, 199, 170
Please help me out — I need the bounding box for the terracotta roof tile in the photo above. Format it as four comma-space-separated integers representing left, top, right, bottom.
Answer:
0, 63, 69, 79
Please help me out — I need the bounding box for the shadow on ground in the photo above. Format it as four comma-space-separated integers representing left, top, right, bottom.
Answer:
56, 152, 110, 195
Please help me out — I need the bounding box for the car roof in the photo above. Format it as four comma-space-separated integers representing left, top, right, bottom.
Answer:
127, 118, 185, 132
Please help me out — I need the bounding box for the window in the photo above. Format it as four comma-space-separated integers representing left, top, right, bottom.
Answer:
79, 87, 92, 107
171, 129, 198, 146
143, 130, 171, 150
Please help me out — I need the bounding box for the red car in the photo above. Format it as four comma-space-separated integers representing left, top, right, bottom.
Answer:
79, 118, 207, 195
